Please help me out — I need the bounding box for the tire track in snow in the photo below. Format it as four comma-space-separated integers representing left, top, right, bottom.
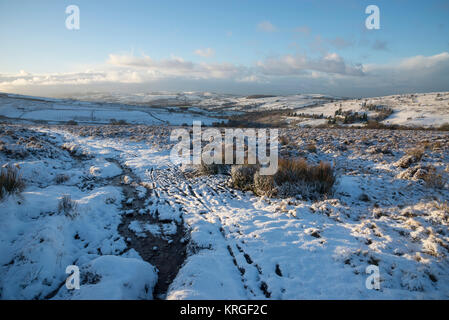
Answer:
180, 179, 273, 298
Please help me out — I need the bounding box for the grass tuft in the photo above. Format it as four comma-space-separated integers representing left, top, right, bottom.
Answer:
230, 158, 336, 200
58, 194, 78, 218
0, 165, 25, 200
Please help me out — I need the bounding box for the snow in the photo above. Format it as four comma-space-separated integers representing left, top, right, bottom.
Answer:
2, 91, 449, 128
0, 93, 222, 126
1, 102, 448, 299
297, 118, 328, 127
0, 126, 159, 299
88, 158, 122, 178
54, 255, 158, 300
0, 185, 128, 299
296, 92, 449, 128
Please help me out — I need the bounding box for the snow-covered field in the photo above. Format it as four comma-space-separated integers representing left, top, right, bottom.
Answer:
0, 93, 222, 126
296, 92, 449, 128
1, 122, 448, 299
2, 91, 449, 129
60, 91, 336, 112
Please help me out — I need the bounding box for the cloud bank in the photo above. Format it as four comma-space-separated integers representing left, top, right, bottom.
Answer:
1, 52, 448, 97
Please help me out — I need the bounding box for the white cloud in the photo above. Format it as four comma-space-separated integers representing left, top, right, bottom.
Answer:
107, 54, 195, 71
1, 52, 448, 97
257, 52, 364, 76
398, 52, 449, 70
257, 21, 277, 32
194, 48, 215, 58
107, 53, 245, 80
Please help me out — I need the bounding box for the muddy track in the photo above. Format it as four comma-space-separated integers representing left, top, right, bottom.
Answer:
107, 158, 188, 299
40, 129, 188, 299
42, 128, 267, 299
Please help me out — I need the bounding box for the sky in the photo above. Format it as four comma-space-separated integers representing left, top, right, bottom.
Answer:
0, 0, 449, 98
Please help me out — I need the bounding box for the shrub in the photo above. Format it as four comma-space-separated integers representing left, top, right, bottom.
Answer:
253, 171, 276, 197
406, 148, 425, 161
275, 158, 335, 198
432, 141, 443, 151
366, 120, 387, 129
279, 136, 290, 146
61, 143, 80, 155
58, 194, 78, 218
66, 120, 78, 125
110, 119, 128, 125
230, 165, 257, 191
432, 201, 449, 215
374, 108, 394, 121
422, 166, 446, 189
197, 161, 228, 176
55, 174, 70, 184
0, 165, 25, 200
274, 158, 309, 185
306, 143, 317, 153
231, 158, 336, 200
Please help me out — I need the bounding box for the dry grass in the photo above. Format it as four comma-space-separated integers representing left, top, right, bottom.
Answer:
432, 201, 449, 216
66, 120, 78, 125
306, 143, 317, 153
110, 119, 128, 125
422, 166, 446, 189
230, 158, 336, 200
230, 165, 257, 191
274, 158, 335, 197
432, 141, 443, 151
197, 161, 229, 176
253, 171, 276, 197
58, 194, 78, 218
55, 174, 70, 184
365, 120, 389, 129
406, 147, 425, 161
279, 136, 290, 146
0, 165, 25, 200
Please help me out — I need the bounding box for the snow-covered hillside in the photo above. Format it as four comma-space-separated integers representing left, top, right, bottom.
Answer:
2, 91, 448, 128
1, 124, 448, 299
0, 93, 222, 126
1, 90, 448, 300
296, 92, 449, 128
60, 91, 337, 112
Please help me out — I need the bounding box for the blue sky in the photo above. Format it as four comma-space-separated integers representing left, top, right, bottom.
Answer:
1, 0, 448, 97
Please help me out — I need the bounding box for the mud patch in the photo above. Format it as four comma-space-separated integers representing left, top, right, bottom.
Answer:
107, 158, 188, 299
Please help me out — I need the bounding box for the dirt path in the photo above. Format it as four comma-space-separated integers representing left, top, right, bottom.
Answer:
42, 128, 263, 299
107, 159, 188, 299
39, 129, 188, 299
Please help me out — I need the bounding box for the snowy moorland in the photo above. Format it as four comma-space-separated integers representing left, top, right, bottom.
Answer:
0, 93, 222, 126
291, 91, 449, 128
1, 91, 449, 129
0, 121, 448, 299
60, 91, 336, 112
